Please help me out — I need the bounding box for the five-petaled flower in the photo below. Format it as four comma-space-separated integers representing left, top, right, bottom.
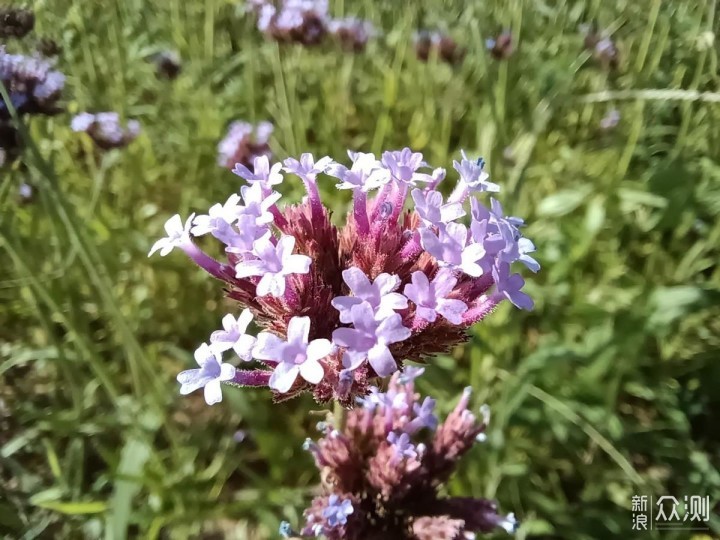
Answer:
326, 151, 389, 192
331, 267, 408, 323
235, 235, 311, 296
254, 316, 334, 393
404, 269, 468, 325
411, 188, 465, 226
387, 431, 419, 460
322, 495, 354, 528
148, 213, 195, 257
420, 223, 486, 277
332, 303, 411, 376
176, 343, 236, 405
209, 309, 257, 361
233, 155, 284, 189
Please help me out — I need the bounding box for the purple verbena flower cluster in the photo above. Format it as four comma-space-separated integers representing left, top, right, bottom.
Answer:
0, 45, 65, 167
247, 0, 375, 51
288, 369, 517, 539
414, 31, 466, 65
71, 112, 141, 150
217, 120, 273, 171
0, 47, 65, 120
150, 148, 539, 406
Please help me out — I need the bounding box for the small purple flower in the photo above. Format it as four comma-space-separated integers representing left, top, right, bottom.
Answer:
222, 214, 271, 253
398, 365, 425, 384
411, 188, 465, 226
331, 267, 407, 323
148, 213, 195, 257
357, 386, 406, 410
332, 303, 411, 376
516, 237, 540, 272
472, 197, 524, 229
326, 151, 389, 192
448, 151, 500, 204
322, 495, 354, 528
238, 183, 281, 226
191, 194, 243, 237
209, 309, 257, 361
381, 148, 432, 185
387, 431, 418, 460
232, 155, 284, 189
254, 316, 333, 392
283, 152, 334, 183
235, 235, 312, 296
176, 343, 235, 405
278, 521, 293, 538
492, 262, 534, 310
404, 269, 468, 324
406, 397, 438, 433
420, 223, 486, 277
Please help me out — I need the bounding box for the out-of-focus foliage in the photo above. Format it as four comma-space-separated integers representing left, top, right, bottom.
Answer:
1, 0, 718, 538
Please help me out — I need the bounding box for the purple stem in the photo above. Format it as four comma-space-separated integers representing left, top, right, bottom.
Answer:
399, 231, 423, 260
447, 182, 469, 205
352, 190, 370, 235
181, 240, 234, 282
303, 177, 324, 223
270, 205, 288, 229
387, 182, 409, 224
229, 369, 271, 387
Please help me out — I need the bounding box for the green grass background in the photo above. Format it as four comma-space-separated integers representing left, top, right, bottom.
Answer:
1, 0, 719, 538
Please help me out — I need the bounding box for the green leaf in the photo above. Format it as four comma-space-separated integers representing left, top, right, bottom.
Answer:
34, 500, 108, 515
537, 186, 592, 216
105, 437, 152, 540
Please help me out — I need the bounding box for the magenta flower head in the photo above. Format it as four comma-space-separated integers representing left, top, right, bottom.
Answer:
294, 371, 517, 539
150, 148, 539, 406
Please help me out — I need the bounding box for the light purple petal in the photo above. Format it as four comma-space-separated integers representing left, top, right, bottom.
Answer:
254, 332, 285, 361
342, 267, 371, 295
299, 358, 324, 384
367, 344, 398, 376
287, 316, 311, 345
269, 362, 300, 393
204, 380, 223, 405
436, 298, 468, 324
306, 338, 333, 362
376, 313, 411, 345
256, 273, 285, 297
